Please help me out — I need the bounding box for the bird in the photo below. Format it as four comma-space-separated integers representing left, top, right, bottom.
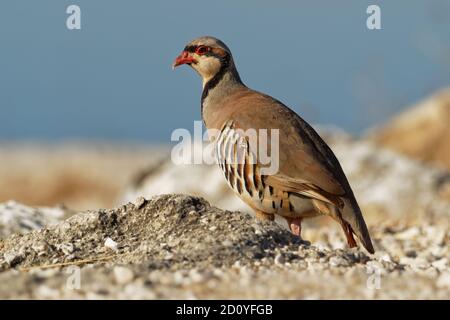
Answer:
173, 36, 375, 254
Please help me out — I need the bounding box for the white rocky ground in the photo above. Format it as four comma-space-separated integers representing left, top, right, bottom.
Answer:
0, 201, 68, 239
0, 195, 448, 299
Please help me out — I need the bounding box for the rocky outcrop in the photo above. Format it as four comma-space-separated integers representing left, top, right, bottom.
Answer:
370, 88, 450, 171
0, 201, 68, 239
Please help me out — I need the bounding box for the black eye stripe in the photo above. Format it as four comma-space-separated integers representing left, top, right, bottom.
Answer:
184, 45, 197, 53
183, 45, 229, 60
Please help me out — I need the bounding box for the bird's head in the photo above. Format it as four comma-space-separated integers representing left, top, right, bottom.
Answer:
173, 36, 235, 86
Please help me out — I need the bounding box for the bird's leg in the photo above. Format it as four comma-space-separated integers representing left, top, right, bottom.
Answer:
341, 221, 357, 248
254, 210, 275, 221
285, 217, 303, 238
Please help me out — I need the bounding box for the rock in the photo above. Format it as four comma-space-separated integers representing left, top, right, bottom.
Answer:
431, 258, 448, 271
4, 252, 24, 267
274, 253, 285, 266
0, 201, 66, 238
104, 237, 118, 252
113, 266, 134, 285
436, 272, 450, 289
409, 258, 431, 270
374, 251, 392, 263
396, 228, 420, 240
370, 87, 450, 171
134, 197, 146, 210
57, 243, 74, 255
329, 256, 349, 267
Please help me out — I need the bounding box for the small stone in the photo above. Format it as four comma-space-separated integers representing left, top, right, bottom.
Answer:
366, 260, 384, 271
32, 241, 49, 254
164, 253, 174, 261
431, 229, 446, 246
421, 267, 439, 278
396, 227, 420, 240
189, 269, 205, 283
4, 252, 24, 267
57, 243, 74, 255
375, 251, 392, 262
405, 250, 417, 258
36, 285, 60, 299
66, 254, 76, 261
329, 256, 349, 267
113, 266, 134, 285
222, 240, 233, 247
431, 258, 447, 270
173, 271, 186, 285
134, 196, 146, 209
104, 237, 118, 252
274, 253, 285, 265
436, 272, 450, 289
410, 258, 430, 270
209, 226, 217, 232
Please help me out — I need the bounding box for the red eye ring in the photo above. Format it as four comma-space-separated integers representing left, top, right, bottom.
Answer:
195, 46, 209, 55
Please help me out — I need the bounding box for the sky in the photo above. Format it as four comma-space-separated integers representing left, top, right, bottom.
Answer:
1, 0, 450, 142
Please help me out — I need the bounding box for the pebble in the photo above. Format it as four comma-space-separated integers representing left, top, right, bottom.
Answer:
409, 258, 431, 270
222, 240, 233, 247
366, 260, 384, 271
329, 256, 348, 267
104, 238, 119, 252
396, 227, 420, 240
4, 252, 24, 267
36, 285, 60, 299
436, 272, 450, 289
189, 269, 205, 283
134, 196, 146, 209
32, 241, 49, 255
122, 283, 156, 299
113, 266, 134, 285
374, 251, 392, 263
57, 243, 74, 255
274, 254, 285, 265
431, 258, 447, 271
173, 271, 186, 285
164, 253, 174, 261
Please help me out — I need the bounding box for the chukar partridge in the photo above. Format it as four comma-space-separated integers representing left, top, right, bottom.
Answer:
173, 36, 374, 253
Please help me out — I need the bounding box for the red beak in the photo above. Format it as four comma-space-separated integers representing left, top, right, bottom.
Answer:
172, 51, 197, 69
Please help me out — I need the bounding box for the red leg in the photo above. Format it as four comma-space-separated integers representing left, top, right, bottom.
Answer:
285, 217, 303, 238
343, 222, 357, 248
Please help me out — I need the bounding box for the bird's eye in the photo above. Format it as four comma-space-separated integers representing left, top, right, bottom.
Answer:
195, 46, 209, 55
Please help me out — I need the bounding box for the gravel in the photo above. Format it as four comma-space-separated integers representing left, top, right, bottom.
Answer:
0, 194, 448, 299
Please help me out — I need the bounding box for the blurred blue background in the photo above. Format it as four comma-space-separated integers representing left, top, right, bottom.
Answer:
1, 0, 449, 142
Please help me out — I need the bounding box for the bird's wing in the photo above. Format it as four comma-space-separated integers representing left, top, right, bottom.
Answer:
223, 90, 348, 200
264, 174, 344, 208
